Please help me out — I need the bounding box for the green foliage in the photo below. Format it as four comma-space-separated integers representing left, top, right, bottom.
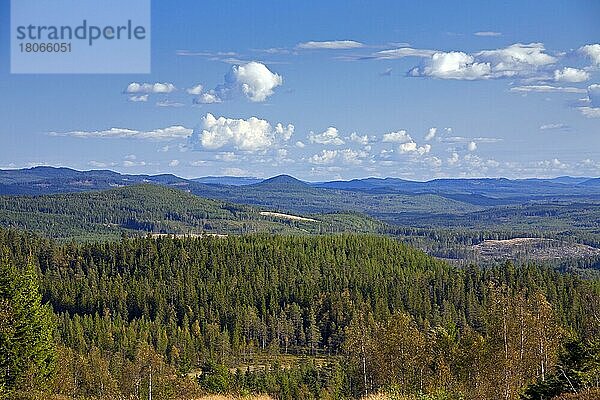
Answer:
0, 256, 55, 398
198, 361, 233, 393
190, 178, 481, 217
2, 183, 600, 272
522, 339, 600, 399
0, 227, 599, 398
228, 360, 348, 400
387, 200, 600, 248
0, 184, 385, 240
385, 387, 465, 400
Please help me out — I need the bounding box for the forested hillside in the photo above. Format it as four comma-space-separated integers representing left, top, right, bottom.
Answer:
1, 229, 600, 399
2, 168, 600, 252
2, 183, 600, 273
0, 185, 384, 240
386, 200, 600, 247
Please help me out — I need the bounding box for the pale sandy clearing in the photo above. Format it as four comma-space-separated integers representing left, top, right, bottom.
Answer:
259, 211, 319, 222
473, 237, 600, 260
481, 237, 542, 245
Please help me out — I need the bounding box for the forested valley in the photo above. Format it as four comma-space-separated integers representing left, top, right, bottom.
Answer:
2, 229, 600, 399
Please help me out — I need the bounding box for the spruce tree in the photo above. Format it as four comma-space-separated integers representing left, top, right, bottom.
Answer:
0, 256, 56, 397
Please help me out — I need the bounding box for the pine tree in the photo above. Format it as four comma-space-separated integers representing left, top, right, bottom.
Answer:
0, 256, 56, 397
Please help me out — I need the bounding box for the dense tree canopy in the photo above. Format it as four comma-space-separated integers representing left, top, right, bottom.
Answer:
0, 228, 599, 398
0, 255, 55, 399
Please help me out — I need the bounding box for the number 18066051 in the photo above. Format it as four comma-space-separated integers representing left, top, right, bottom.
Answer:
19, 42, 72, 53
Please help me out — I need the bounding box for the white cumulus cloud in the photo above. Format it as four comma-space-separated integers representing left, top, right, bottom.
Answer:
309, 150, 338, 164
580, 44, 600, 66
399, 142, 431, 155
339, 149, 368, 165
554, 67, 589, 83
427, 156, 443, 168
215, 152, 238, 162
578, 84, 600, 118
424, 127, 437, 141
201, 62, 283, 103
224, 62, 282, 102
410, 43, 557, 80
448, 152, 460, 165
275, 123, 295, 141
195, 91, 222, 104
128, 95, 149, 102
308, 148, 368, 165
309, 127, 345, 145
192, 113, 294, 151
186, 84, 204, 95
410, 51, 492, 80
381, 127, 435, 155
382, 130, 412, 143
477, 43, 556, 73
349, 132, 370, 145
588, 84, 600, 106
537, 158, 568, 170
126, 82, 176, 94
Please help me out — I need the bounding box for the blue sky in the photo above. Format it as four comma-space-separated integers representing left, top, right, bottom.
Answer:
1, 0, 600, 180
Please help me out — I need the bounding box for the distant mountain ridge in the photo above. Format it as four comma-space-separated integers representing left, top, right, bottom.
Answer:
0, 166, 190, 195
580, 177, 600, 186
1, 167, 600, 247
1, 166, 597, 191
1, 166, 599, 212
254, 174, 310, 188
313, 176, 600, 198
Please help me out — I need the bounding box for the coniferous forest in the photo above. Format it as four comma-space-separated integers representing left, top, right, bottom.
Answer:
3, 0, 600, 398
1, 228, 600, 399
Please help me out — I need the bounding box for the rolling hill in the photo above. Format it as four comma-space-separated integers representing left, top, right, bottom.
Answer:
0, 184, 385, 240
3, 167, 600, 204
2, 167, 600, 245
0, 168, 484, 218
186, 174, 483, 217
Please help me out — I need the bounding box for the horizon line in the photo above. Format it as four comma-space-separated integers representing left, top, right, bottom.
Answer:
0, 165, 597, 184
